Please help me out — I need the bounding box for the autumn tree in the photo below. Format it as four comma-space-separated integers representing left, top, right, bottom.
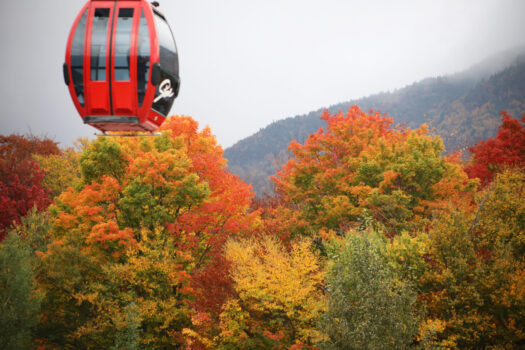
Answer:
37, 133, 205, 348
160, 117, 260, 348
271, 106, 476, 238
35, 116, 258, 348
191, 236, 324, 349
10, 206, 52, 256
0, 134, 60, 240
34, 139, 87, 198
0, 134, 60, 160
68, 227, 196, 348
466, 111, 525, 186
422, 169, 525, 348
320, 230, 422, 349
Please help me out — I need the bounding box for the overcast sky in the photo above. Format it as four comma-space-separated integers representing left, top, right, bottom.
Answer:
1, 0, 524, 149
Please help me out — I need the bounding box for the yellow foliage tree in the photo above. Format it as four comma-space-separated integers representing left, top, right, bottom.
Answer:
422, 168, 525, 348
210, 236, 324, 349
34, 141, 85, 198
73, 227, 194, 348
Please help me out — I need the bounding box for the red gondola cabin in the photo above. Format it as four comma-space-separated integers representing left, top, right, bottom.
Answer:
63, 0, 180, 132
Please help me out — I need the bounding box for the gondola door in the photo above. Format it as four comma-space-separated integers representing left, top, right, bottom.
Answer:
110, 2, 138, 117
86, 3, 114, 116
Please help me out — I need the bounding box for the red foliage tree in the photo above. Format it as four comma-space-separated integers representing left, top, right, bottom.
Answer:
0, 134, 60, 240
466, 111, 525, 186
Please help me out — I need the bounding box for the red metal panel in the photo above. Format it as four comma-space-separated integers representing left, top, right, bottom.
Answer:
139, 1, 163, 128
111, 2, 140, 116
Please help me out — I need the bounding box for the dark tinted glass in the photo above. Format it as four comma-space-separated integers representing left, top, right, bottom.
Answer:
137, 11, 150, 106
114, 8, 134, 81
153, 12, 178, 76
90, 8, 110, 81
71, 10, 88, 106
151, 70, 177, 116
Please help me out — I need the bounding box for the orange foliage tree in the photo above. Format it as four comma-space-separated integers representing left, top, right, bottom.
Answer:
271, 106, 476, 238
36, 116, 258, 348
466, 111, 525, 186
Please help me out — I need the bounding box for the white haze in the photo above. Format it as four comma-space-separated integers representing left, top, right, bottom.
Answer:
0, 0, 524, 148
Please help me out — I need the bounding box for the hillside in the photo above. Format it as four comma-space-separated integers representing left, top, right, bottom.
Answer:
225, 53, 525, 196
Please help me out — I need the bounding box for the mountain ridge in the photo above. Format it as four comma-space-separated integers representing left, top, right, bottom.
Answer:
225, 50, 525, 196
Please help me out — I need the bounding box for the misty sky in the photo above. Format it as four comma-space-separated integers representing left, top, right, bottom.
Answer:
1, 0, 524, 149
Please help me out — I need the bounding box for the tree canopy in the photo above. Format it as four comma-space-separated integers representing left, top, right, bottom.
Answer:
2, 109, 524, 349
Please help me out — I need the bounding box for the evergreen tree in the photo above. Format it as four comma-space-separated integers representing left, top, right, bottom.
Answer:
112, 303, 141, 350
0, 231, 41, 349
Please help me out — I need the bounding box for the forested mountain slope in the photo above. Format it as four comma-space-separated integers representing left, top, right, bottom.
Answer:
225, 53, 525, 196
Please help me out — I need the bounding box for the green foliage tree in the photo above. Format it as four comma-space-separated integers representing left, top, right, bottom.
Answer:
320, 231, 421, 350
80, 137, 128, 184
111, 303, 141, 350
0, 231, 42, 350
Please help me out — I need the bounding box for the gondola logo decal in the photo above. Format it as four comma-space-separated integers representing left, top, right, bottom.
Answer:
154, 79, 175, 103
